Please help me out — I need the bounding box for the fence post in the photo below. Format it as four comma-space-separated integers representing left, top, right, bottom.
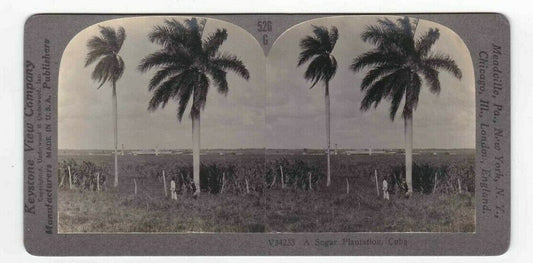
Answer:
179, 172, 186, 192
245, 178, 250, 194
68, 166, 72, 190
162, 170, 167, 197
433, 172, 438, 194
308, 172, 312, 191
221, 172, 225, 194
458, 178, 462, 194
346, 178, 350, 194
383, 179, 390, 200
59, 169, 65, 187
280, 165, 285, 189
269, 174, 276, 189
97, 173, 100, 191
374, 169, 379, 197
134, 178, 137, 195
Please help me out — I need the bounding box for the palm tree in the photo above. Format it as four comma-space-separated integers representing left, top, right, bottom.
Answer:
138, 18, 249, 196
350, 17, 462, 195
85, 25, 126, 187
297, 25, 338, 187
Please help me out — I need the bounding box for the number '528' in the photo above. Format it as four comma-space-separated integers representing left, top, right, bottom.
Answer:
257, 20, 272, 32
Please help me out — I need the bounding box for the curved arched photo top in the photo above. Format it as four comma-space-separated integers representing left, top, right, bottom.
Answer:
58, 16, 266, 151
266, 15, 475, 150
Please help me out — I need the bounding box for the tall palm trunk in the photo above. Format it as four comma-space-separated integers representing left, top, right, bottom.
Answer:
404, 109, 413, 195
192, 115, 201, 195
325, 82, 331, 187
112, 82, 118, 187
404, 71, 415, 195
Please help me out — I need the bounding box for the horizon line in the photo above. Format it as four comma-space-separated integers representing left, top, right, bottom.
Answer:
58, 147, 476, 151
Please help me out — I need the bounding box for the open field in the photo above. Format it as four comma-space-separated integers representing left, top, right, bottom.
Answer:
58, 151, 475, 233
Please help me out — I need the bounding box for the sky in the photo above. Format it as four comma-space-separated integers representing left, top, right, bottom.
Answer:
58, 15, 475, 150
266, 16, 475, 150
59, 16, 266, 150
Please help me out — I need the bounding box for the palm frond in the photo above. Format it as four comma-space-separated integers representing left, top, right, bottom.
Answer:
420, 65, 441, 94
148, 69, 197, 113
304, 55, 336, 88
148, 65, 186, 91
85, 36, 114, 67
397, 17, 416, 54
298, 35, 321, 51
406, 73, 421, 110
360, 64, 399, 91
402, 73, 421, 119
209, 67, 229, 95
328, 26, 339, 50
112, 56, 125, 82
350, 50, 403, 72
91, 55, 115, 88
148, 74, 182, 111
164, 19, 186, 32
149, 23, 181, 47
297, 36, 322, 66
312, 25, 331, 50
185, 18, 201, 37
211, 53, 250, 80
138, 51, 191, 72
203, 29, 228, 57
360, 69, 408, 111
86, 36, 109, 52
416, 28, 440, 57
361, 24, 401, 48
185, 18, 206, 56
389, 82, 406, 121
115, 26, 126, 51
85, 39, 111, 67
175, 73, 196, 121
363, 17, 416, 57
398, 16, 414, 40
328, 55, 338, 82
98, 26, 118, 49
191, 73, 210, 119
149, 19, 193, 52
423, 53, 462, 79
377, 18, 398, 31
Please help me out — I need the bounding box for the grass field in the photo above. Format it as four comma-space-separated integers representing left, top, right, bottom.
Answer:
57, 151, 475, 233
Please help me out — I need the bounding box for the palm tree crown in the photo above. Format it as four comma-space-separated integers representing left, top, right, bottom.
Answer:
85, 26, 126, 87
350, 17, 462, 120
297, 25, 338, 88
138, 18, 250, 121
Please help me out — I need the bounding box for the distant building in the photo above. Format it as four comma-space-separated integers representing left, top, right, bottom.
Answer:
344, 149, 386, 155
344, 150, 367, 155
132, 149, 172, 155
